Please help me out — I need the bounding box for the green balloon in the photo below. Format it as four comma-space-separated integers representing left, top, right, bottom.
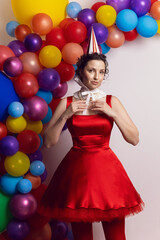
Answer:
0, 190, 13, 233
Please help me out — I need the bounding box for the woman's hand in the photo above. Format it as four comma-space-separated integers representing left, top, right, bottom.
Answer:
63, 100, 87, 119
89, 99, 116, 118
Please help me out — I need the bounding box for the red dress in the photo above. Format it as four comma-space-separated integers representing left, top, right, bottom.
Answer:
39, 95, 144, 222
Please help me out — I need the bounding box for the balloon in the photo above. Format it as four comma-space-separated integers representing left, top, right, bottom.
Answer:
8, 40, 27, 57
0, 174, 22, 195
36, 89, 53, 104
26, 119, 43, 134
8, 101, 24, 118
0, 191, 12, 233
59, 18, 75, 29
17, 130, 40, 154
6, 115, 27, 133
151, 0, 158, 4
9, 193, 37, 220
0, 45, 15, 69
78, 9, 96, 28
4, 151, 30, 176
40, 168, 48, 182
156, 19, 160, 33
116, 9, 138, 32
38, 134, 43, 149
0, 136, 19, 156
39, 45, 62, 68
105, 25, 125, 48
42, 106, 52, 124
50, 220, 68, 239
106, 0, 130, 13
24, 173, 41, 190
150, 1, 160, 20
0, 122, 7, 140
15, 24, 32, 41
38, 68, 60, 91
17, 179, 32, 194
46, 27, 66, 50
3, 57, 23, 77
62, 43, 84, 64
30, 160, 45, 176
6, 21, 19, 37
123, 28, 138, 41
87, 23, 109, 44
66, 2, 82, 18
19, 52, 43, 75
136, 16, 158, 37
23, 96, 48, 121
100, 43, 111, 54
0, 158, 6, 176
14, 72, 39, 98
25, 223, 52, 240
91, 2, 106, 13
24, 33, 42, 52
31, 13, 53, 35
7, 219, 30, 240
96, 5, 117, 27
63, 21, 87, 43
28, 149, 43, 162
49, 98, 61, 113
55, 61, 75, 82
52, 82, 68, 98
130, 0, 151, 17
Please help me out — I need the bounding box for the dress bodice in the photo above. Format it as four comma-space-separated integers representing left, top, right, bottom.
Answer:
66, 95, 113, 149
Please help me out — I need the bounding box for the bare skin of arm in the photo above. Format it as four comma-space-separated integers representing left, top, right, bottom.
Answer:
90, 96, 139, 146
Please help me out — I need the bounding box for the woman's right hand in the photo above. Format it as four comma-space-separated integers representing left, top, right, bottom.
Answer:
63, 100, 87, 119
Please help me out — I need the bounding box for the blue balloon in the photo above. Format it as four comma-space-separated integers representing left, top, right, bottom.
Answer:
36, 89, 53, 104
42, 106, 52, 124
38, 134, 43, 149
8, 101, 24, 117
0, 71, 20, 121
66, 2, 82, 18
73, 64, 77, 71
100, 43, 111, 54
6, 21, 19, 37
116, 9, 138, 32
136, 16, 158, 38
30, 160, 45, 176
17, 179, 32, 194
0, 174, 22, 195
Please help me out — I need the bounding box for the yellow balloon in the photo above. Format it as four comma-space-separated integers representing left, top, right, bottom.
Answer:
156, 20, 160, 34
4, 151, 30, 177
26, 120, 43, 134
96, 5, 117, 27
11, 0, 68, 27
39, 45, 62, 68
6, 116, 27, 133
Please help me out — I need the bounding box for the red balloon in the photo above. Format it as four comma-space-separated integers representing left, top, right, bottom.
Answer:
123, 29, 138, 41
17, 130, 40, 154
59, 18, 75, 29
15, 24, 32, 42
0, 122, 7, 140
63, 21, 87, 43
0, 156, 6, 175
0, 45, 15, 69
91, 2, 106, 12
151, 0, 158, 4
46, 27, 66, 50
55, 61, 75, 82
14, 73, 39, 98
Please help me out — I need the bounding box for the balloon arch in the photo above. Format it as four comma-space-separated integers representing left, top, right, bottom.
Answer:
0, 0, 160, 239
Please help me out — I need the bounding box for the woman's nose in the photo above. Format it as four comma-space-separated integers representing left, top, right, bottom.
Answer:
94, 72, 98, 79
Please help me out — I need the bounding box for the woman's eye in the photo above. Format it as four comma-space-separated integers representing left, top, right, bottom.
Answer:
88, 69, 93, 72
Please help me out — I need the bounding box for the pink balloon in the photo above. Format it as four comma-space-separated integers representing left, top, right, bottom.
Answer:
105, 25, 125, 48
0, 45, 15, 69
52, 82, 68, 98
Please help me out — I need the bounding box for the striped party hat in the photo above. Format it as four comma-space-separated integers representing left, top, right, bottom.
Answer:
87, 27, 100, 54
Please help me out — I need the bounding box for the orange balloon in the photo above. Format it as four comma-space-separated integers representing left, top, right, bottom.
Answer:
25, 223, 52, 240
19, 52, 43, 75
62, 43, 84, 64
15, 24, 32, 41
24, 173, 41, 190
105, 25, 125, 48
31, 13, 53, 35
150, 1, 160, 20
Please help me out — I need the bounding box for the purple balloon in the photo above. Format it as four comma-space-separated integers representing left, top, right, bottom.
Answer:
50, 220, 68, 240
78, 8, 96, 28
0, 136, 19, 156
130, 0, 151, 17
7, 219, 30, 240
87, 23, 108, 44
106, 0, 130, 13
8, 40, 27, 57
24, 33, 42, 52
52, 82, 68, 98
23, 96, 48, 121
38, 68, 60, 91
3, 57, 23, 77
40, 168, 48, 182
28, 149, 43, 162
9, 193, 37, 220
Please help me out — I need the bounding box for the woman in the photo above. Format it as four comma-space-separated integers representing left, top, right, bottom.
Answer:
39, 52, 144, 240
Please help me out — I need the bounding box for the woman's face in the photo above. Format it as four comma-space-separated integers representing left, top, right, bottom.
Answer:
81, 60, 106, 90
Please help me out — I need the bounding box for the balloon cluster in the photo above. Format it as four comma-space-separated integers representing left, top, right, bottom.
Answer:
0, 0, 160, 239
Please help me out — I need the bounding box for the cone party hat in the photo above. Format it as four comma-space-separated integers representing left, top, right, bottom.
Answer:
87, 27, 100, 54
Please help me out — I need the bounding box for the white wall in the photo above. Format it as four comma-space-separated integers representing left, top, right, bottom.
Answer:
1, 0, 160, 239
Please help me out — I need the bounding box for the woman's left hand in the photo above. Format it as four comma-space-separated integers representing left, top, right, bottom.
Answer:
89, 99, 116, 118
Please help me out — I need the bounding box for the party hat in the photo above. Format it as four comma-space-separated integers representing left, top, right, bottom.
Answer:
87, 27, 100, 54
